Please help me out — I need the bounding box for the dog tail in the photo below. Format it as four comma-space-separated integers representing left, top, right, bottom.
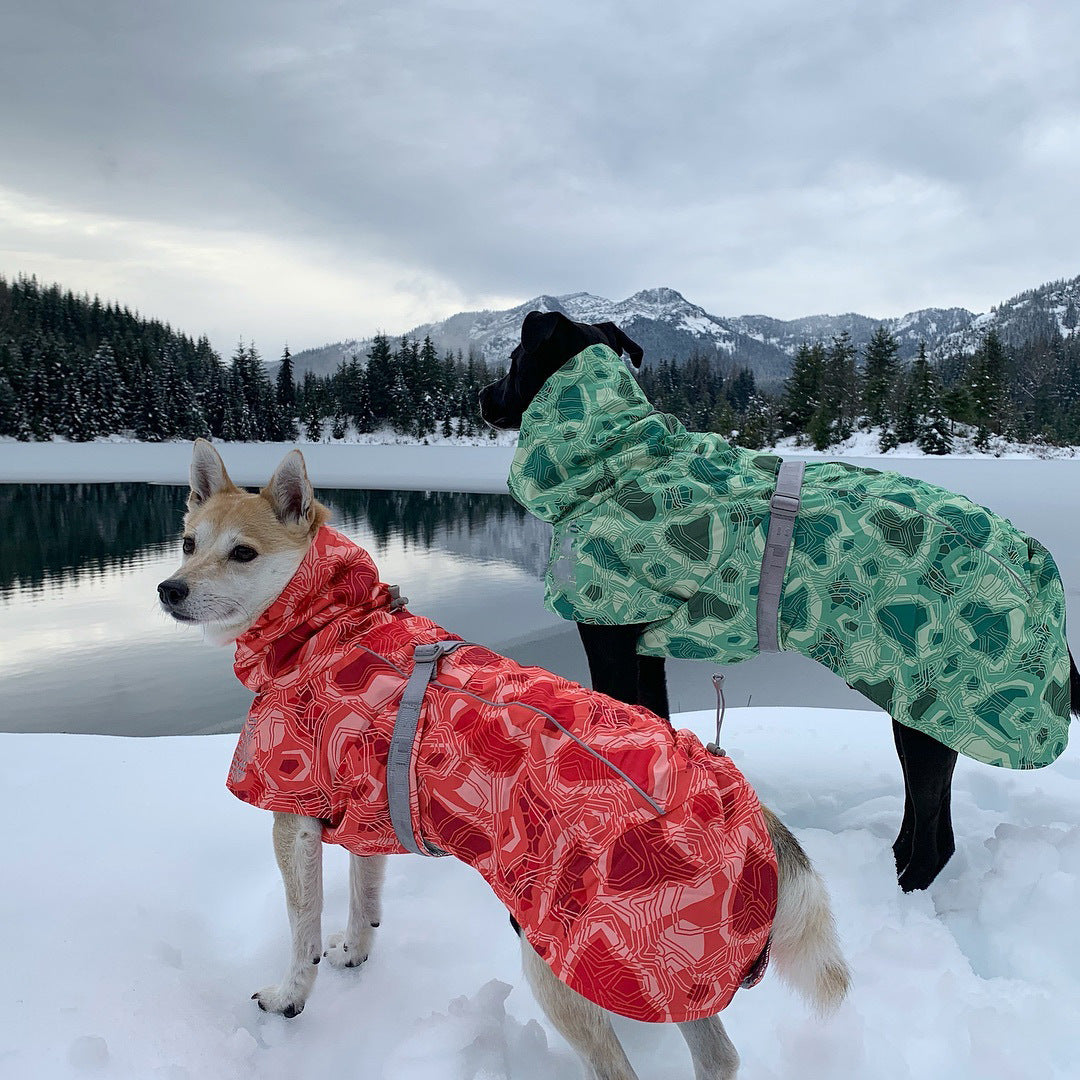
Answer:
1069, 648, 1080, 720
763, 806, 850, 1016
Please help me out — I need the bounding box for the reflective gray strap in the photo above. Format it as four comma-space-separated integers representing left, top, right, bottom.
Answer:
756, 460, 805, 653
387, 640, 471, 857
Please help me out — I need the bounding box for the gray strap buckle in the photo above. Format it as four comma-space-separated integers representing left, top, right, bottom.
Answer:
756, 460, 805, 653
387, 640, 471, 857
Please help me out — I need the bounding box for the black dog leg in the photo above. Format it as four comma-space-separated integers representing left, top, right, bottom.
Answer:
891, 720, 917, 876
576, 623, 669, 720
636, 654, 670, 721
892, 720, 958, 892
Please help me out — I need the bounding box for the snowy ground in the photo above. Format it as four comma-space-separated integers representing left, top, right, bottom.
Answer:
6, 707, 1079, 1079
774, 428, 1078, 460
0, 439, 517, 492
1, 426, 1078, 491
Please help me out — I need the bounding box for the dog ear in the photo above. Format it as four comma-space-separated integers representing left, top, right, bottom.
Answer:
520, 310, 566, 355
594, 322, 644, 369
189, 439, 237, 507
264, 449, 315, 528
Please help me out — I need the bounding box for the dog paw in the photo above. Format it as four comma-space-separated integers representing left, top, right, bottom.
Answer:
323, 928, 373, 969
252, 985, 306, 1018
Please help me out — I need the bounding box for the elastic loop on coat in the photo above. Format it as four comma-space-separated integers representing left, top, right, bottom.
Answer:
387, 640, 471, 856
756, 460, 805, 653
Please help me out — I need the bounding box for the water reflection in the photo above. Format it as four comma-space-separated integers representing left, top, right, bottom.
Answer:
0, 483, 568, 737
0, 484, 549, 600
0, 483, 183, 598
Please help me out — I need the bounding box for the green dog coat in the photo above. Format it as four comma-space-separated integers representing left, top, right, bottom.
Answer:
507, 344, 1071, 770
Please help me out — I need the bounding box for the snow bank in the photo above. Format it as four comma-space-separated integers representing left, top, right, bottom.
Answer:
0, 440, 516, 492
5, 706, 1079, 1078
3, 430, 1079, 491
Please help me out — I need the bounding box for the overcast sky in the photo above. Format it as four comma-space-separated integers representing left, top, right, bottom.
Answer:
3, 0, 1079, 356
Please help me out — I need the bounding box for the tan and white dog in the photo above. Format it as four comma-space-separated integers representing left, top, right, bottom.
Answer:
158, 440, 849, 1080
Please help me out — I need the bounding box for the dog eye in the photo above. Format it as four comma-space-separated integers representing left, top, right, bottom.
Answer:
182, 537, 195, 555
229, 545, 258, 563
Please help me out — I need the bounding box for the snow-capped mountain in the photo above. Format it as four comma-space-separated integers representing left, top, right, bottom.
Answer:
291, 274, 1080, 384
934, 276, 1080, 357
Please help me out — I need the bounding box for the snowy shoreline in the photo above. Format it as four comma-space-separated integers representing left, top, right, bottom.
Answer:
0, 440, 518, 492
6, 707, 1079, 1079
2, 432, 1078, 491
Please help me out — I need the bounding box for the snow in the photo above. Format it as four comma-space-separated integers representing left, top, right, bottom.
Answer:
0, 438, 518, 492
774, 428, 1078, 460
5, 705, 1079, 1079
3, 425, 1077, 492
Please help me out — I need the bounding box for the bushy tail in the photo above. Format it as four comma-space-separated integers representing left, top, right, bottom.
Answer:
1069, 648, 1080, 720
763, 807, 850, 1015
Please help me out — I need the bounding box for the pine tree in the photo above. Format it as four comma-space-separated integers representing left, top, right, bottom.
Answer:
365, 334, 395, 425
780, 343, 825, 436
725, 368, 756, 415
0, 372, 16, 436
276, 346, 299, 439
413, 391, 437, 439
824, 332, 859, 442
862, 325, 900, 430
132, 363, 167, 441
918, 399, 953, 454
26, 364, 52, 440
65, 383, 94, 441
84, 342, 126, 436
734, 393, 777, 450
970, 329, 1010, 445
303, 398, 324, 441
805, 333, 858, 448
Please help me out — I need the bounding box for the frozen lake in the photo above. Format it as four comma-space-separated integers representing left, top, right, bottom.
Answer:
2, 452, 1080, 735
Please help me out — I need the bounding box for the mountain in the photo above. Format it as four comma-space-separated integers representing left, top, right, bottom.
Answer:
291, 274, 1080, 385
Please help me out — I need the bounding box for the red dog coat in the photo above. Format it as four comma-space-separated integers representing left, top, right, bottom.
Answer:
227, 526, 778, 1023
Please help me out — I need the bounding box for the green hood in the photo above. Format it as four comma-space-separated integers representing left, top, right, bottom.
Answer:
508, 344, 1071, 770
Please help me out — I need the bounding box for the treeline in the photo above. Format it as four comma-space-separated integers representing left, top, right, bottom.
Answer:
0, 276, 502, 442
0, 276, 295, 442
773, 325, 1080, 453
294, 334, 504, 440
4, 275, 1080, 450
578, 323, 1080, 453
638, 355, 776, 449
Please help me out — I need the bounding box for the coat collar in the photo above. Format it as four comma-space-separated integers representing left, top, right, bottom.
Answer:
233, 526, 392, 693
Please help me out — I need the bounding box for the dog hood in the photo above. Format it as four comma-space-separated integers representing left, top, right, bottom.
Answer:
508, 344, 1071, 770
226, 526, 778, 1023
234, 526, 394, 695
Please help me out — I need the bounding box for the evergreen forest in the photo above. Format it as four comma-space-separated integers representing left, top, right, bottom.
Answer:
4, 275, 1080, 453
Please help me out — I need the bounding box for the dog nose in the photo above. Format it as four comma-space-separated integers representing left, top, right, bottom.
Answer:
158, 579, 190, 608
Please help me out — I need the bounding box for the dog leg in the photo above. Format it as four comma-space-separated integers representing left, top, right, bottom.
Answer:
253, 812, 324, 1017
677, 1016, 740, 1080
325, 854, 386, 969
578, 623, 670, 717
892, 722, 958, 892
636, 653, 670, 720
520, 939, 639, 1080
890, 720, 917, 875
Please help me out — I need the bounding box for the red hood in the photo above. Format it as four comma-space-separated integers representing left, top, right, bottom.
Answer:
234, 526, 395, 693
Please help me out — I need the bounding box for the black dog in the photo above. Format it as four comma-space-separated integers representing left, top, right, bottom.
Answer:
481, 309, 1080, 892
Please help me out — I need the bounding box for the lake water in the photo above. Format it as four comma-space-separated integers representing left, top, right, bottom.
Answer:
3, 458, 1080, 735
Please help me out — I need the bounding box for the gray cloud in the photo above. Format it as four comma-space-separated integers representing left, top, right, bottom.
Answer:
2, 0, 1079, 353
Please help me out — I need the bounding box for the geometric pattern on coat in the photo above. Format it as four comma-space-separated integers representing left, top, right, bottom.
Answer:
227, 526, 778, 1023
507, 344, 1071, 770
